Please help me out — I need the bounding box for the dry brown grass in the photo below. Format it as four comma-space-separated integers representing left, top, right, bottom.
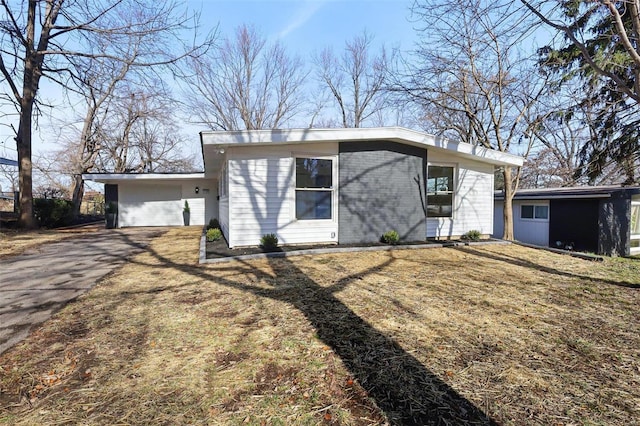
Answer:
1, 227, 639, 425
0, 224, 102, 258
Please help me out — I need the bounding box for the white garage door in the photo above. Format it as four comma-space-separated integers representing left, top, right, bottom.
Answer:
119, 184, 183, 227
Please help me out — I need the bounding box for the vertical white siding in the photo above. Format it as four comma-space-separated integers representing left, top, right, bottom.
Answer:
219, 196, 229, 242
226, 143, 338, 247
426, 153, 495, 238
512, 200, 550, 246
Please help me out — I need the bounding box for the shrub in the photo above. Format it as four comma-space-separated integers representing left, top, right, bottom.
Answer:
381, 230, 400, 245
207, 218, 220, 230
206, 228, 222, 242
462, 230, 482, 241
33, 198, 74, 228
183, 200, 190, 213
260, 233, 279, 251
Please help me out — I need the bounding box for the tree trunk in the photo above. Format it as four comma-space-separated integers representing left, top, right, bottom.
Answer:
502, 166, 515, 240
71, 174, 84, 219
17, 94, 36, 229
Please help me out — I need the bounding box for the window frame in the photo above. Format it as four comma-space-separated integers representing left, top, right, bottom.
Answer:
218, 161, 228, 198
293, 154, 337, 222
632, 200, 640, 254
520, 203, 549, 221
426, 163, 456, 219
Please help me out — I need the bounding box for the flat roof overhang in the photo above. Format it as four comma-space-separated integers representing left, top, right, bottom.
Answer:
83, 172, 206, 184
495, 185, 640, 201
200, 127, 524, 175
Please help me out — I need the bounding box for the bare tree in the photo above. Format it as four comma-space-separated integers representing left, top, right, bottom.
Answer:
0, 0, 211, 228
392, 0, 546, 240
522, 90, 624, 188
60, 57, 133, 218
184, 24, 306, 131
0, 164, 18, 193
314, 31, 392, 128
85, 85, 195, 173
52, 81, 195, 212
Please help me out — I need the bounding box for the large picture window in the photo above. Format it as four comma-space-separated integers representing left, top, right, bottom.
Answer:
295, 158, 333, 220
427, 165, 454, 217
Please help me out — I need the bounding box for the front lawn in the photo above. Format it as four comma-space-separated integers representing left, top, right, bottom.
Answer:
1, 227, 639, 425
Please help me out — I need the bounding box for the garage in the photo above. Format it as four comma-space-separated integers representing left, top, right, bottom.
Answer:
83, 173, 218, 228
119, 183, 183, 227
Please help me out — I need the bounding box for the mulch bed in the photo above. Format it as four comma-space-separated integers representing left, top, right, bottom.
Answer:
205, 236, 483, 259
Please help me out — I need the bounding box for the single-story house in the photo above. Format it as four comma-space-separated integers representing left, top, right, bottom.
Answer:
493, 186, 640, 256
84, 127, 523, 247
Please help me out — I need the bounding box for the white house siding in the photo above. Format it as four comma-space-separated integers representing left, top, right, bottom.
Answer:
219, 196, 230, 241
180, 179, 218, 226
118, 179, 216, 227
226, 143, 338, 248
512, 200, 550, 246
493, 200, 551, 246
427, 152, 495, 238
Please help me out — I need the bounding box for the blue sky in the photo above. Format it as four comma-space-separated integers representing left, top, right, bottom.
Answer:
189, 0, 417, 53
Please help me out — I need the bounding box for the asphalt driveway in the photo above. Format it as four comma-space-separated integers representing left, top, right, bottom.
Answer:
0, 227, 165, 355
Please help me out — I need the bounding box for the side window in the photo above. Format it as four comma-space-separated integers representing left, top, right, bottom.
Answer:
218, 162, 228, 197
427, 165, 454, 217
631, 203, 640, 235
295, 158, 333, 220
521, 205, 534, 219
521, 204, 548, 220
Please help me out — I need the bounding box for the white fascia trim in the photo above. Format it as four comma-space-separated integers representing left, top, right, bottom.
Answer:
83, 173, 206, 183
200, 127, 524, 167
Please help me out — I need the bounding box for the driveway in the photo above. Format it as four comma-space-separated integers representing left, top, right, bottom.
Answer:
0, 227, 165, 355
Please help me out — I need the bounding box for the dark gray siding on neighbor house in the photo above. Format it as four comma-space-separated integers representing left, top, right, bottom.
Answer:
549, 199, 600, 253
599, 193, 631, 257
338, 141, 426, 244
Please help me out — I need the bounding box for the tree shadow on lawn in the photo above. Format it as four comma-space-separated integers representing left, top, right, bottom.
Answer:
121, 232, 498, 425
453, 246, 640, 288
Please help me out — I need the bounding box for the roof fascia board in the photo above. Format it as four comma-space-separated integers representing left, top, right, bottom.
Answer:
83, 173, 206, 183
200, 127, 524, 167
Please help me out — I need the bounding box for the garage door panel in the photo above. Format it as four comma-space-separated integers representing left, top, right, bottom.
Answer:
119, 184, 182, 227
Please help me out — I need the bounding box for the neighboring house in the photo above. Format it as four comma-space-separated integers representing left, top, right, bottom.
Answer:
0, 157, 18, 167
84, 127, 523, 247
494, 186, 640, 256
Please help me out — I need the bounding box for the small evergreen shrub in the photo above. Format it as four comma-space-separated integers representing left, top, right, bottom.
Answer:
462, 230, 482, 241
183, 200, 190, 213
207, 218, 220, 230
206, 228, 222, 242
34, 198, 74, 228
381, 230, 400, 245
260, 233, 279, 251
